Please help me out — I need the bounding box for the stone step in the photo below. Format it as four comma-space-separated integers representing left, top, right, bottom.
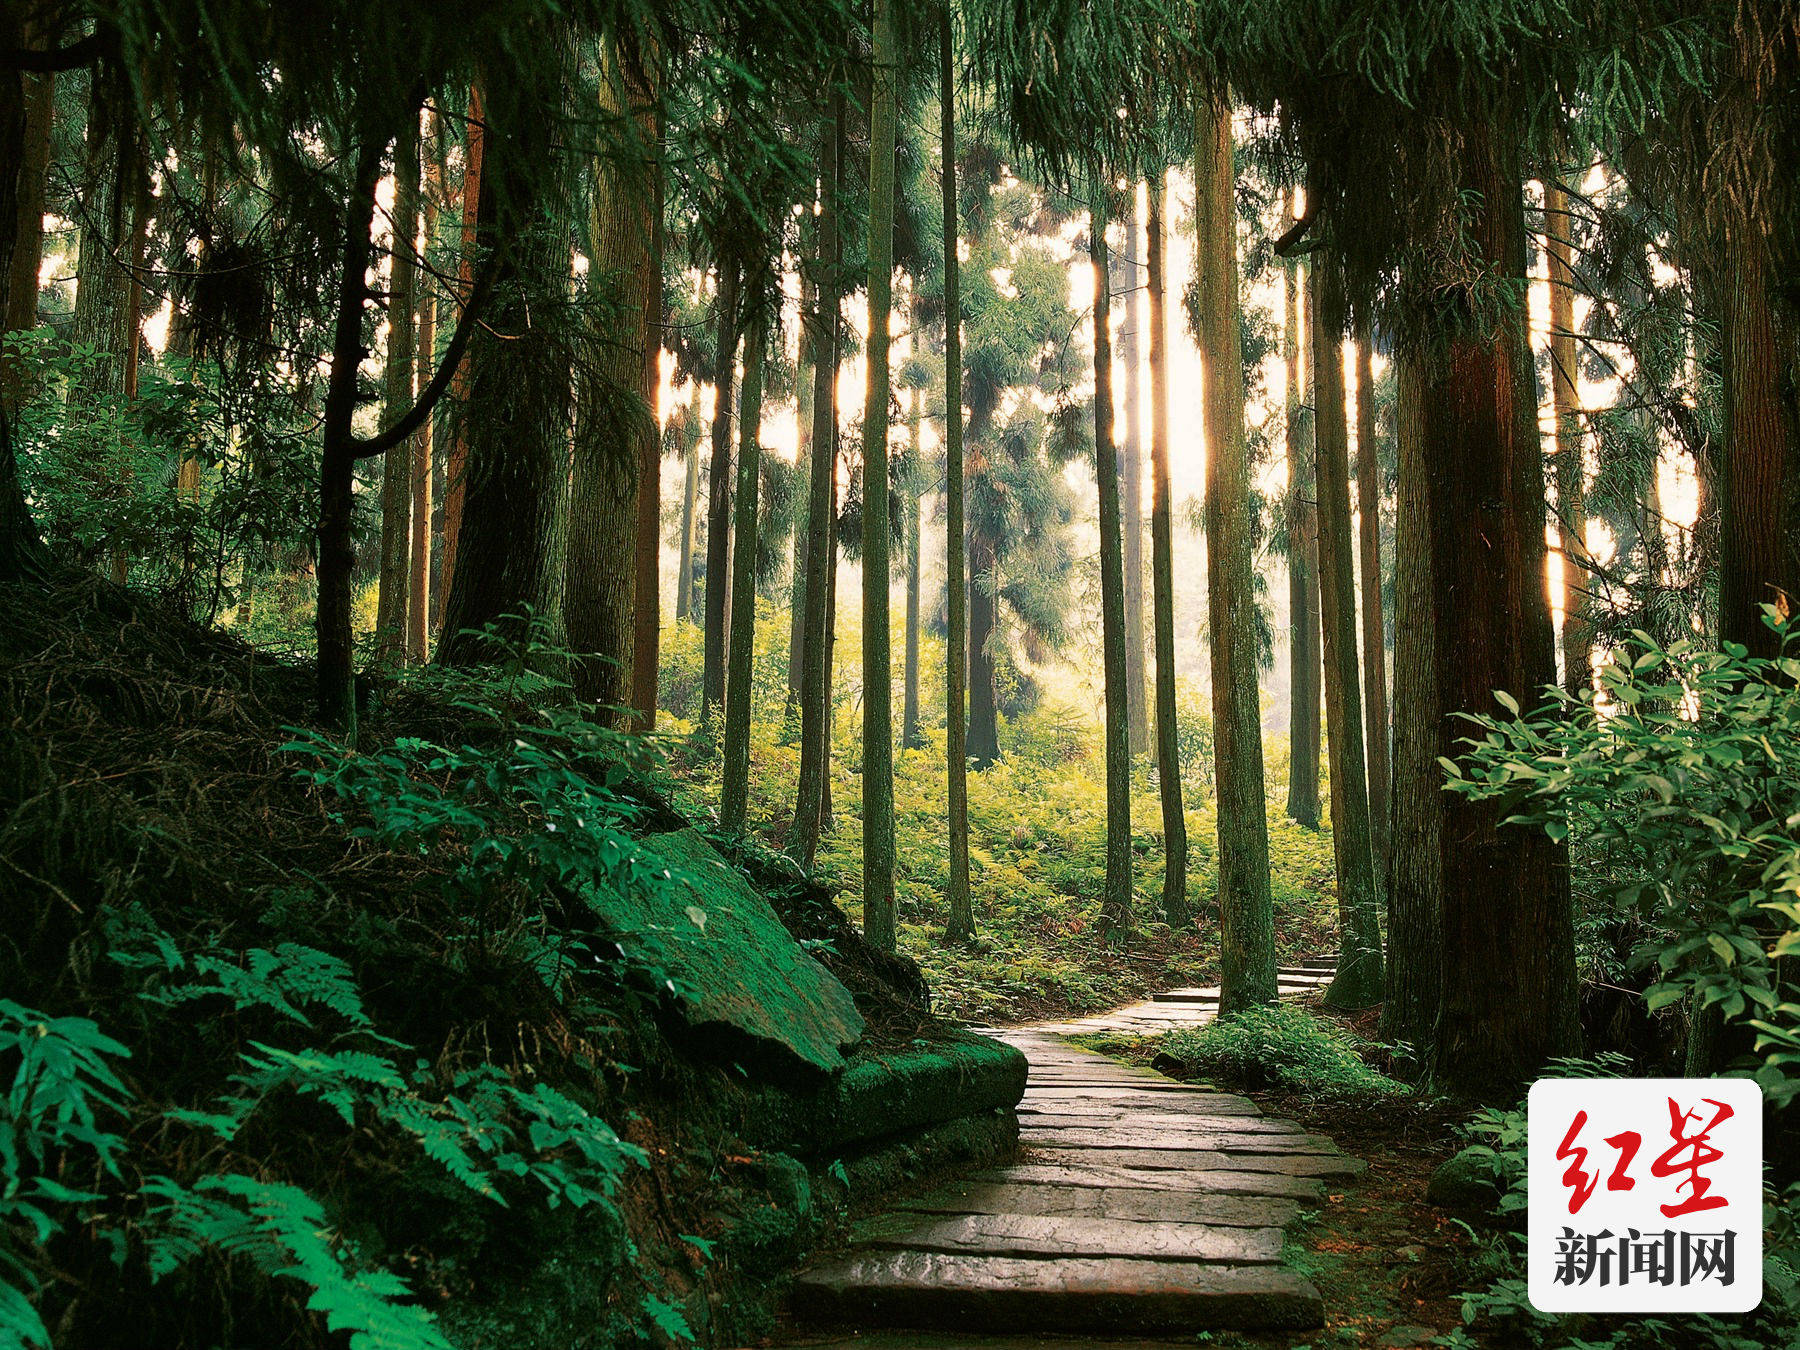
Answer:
1017, 1110, 1303, 1134
897, 1179, 1302, 1229
792, 1250, 1324, 1334
853, 1211, 1285, 1264
1020, 1126, 1338, 1154
1021, 1087, 1260, 1113
984, 1161, 1325, 1200
1025, 1145, 1362, 1178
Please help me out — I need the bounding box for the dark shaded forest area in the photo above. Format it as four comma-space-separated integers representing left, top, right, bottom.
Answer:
2, 1, 1799, 1348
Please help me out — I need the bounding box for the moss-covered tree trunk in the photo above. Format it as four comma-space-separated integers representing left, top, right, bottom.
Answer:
702, 257, 740, 721
792, 92, 842, 869
1196, 91, 1274, 1009
565, 32, 662, 720
860, 0, 899, 951
1354, 324, 1390, 871
1090, 185, 1133, 944
941, 7, 972, 943
375, 113, 420, 662
1424, 120, 1578, 1099
1313, 253, 1384, 1010
1543, 173, 1590, 691
1147, 175, 1188, 927
1381, 348, 1441, 1057
1283, 238, 1321, 829
720, 292, 768, 834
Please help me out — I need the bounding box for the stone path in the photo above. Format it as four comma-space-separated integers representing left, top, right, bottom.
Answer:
1044, 958, 1336, 1037
790, 963, 1360, 1339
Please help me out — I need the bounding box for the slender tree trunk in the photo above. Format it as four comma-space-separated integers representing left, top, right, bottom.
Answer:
631, 96, 667, 729
675, 405, 701, 623
72, 72, 128, 404
1196, 91, 1275, 1009
941, 10, 972, 942
788, 203, 816, 722
967, 529, 1000, 767
1717, 216, 1800, 659
861, 0, 899, 952
1284, 238, 1321, 828
376, 113, 420, 661
1147, 175, 1188, 927
902, 385, 923, 749
438, 30, 577, 667
438, 85, 484, 610
1118, 196, 1148, 756
1090, 186, 1133, 943
1425, 119, 1578, 1099
1313, 255, 1384, 1009
1544, 173, 1591, 690
1354, 324, 1390, 871
793, 90, 842, 869
315, 138, 385, 734
565, 32, 661, 720
720, 290, 768, 833
702, 257, 740, 720
408, 140, 440, 665
1382, 349, 1441, 1058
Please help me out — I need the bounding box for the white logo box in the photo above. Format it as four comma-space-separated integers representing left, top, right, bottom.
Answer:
1528, 1077, 1762, 1313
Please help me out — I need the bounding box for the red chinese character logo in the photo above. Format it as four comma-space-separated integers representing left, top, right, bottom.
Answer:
1651, 1097, 1734, 1218
1557, 1111, 1643, 1214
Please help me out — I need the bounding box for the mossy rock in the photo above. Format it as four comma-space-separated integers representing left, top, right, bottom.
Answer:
1425, 1147, 1503, 1211
746, 1032, 1028, 1155
581, 828, 864, 1080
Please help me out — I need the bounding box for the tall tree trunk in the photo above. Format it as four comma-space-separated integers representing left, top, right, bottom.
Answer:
4, 63, 49, 338
720, 289, 768, 834
565, 31, 661, 720
1147, 175, 1188, 927
860, 0, 899, 952
1382, 349, 1441, 1058
793, 91, 843, 869
1284, 239, 1321, 828
1118, 195, 1148, 756
787, 201, 816, 723
702, 257, 740, 720
941, 10, 972, 942
376, 112, 420, 662
1717, 217, 1800, 658
0, 11, 50, 585
438, 84, 483, 610
72, 72, 129, 404
1090, 186, 1133, 943
408, 139, 440, 665
437, 31, 577, 667
675, 404, 701, 623
1196, 91, 1275, 1009
1354, 324, 1390, 872
631, 92, 666, 729
902, 384, 923, 749
1544, 173, 1591, 689
1424, 119, 1578, 1099
1314, 256, 1384, 1009
315, 136, 385, 734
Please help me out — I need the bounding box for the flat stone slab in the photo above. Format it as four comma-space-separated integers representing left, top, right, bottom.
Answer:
1030, 1145, 1364, 1178
854, 1211, 1284, 1264
1019, 1126, 1339, 1153
793, 1250, 1324, 1333
1017, 1110, 1303, 1134
1019, 1087, 1260, 1113
898, 1180, 1301, 1229
590, 828, 862, 1078
983, 1161, 1326, 1200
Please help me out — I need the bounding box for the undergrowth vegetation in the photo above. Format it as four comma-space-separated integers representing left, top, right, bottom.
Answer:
1156, 1005, 1407, 1105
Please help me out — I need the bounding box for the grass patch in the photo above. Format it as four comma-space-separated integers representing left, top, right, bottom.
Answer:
1159, 1005, 1407, 1105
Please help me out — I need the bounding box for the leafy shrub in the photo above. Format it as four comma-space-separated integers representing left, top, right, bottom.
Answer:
1158, 1005, 1406, 1104
1448, 618, 1800, 1102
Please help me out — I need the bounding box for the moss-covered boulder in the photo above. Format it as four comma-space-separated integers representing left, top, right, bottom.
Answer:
582, 827, 865, 1079
1425, 1147, 1503, 1212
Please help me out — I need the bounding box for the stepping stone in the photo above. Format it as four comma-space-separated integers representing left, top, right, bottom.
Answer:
1029, 1145, 1363, 1178
985, 1161, 1325, 1200
792, 1250, 1324, 1333
1020, 1087, 1260, 1113
1017, 1110, 1303, 1134
897, 1179, 1302, 1229
853, 1211, 1285, 1264
1019, 1125, 1338, 1153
